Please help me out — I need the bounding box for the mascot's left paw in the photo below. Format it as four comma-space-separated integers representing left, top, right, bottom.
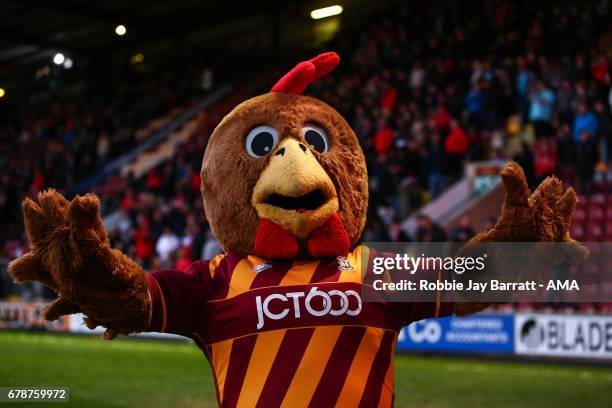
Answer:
455, 161, 588, 317
470, 161, 586, 256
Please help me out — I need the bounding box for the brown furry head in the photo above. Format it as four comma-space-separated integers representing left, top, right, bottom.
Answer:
200, 92, 368, 257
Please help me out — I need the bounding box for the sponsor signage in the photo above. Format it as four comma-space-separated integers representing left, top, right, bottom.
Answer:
255, 286, 362, 330
397, 314, 514, 353
0, 303, 180, 339
69, 313, 183, 339
515, 313, 612, 360
0, 302, 69, 331
3, 301, 611, 360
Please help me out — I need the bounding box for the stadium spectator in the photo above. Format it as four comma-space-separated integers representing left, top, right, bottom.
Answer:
556, 80, 575, 125
529, 81, 555, 137
444, 121, 469, 176
575, 130, 598, 193
464, 80, 485, 129
425, 132, 447, 199
414, 215, 447, 242
450, 215, 475, 243
594, 101, 612, 163
134, 215, 155, 270
373, 122, 394, 156
175, 246, 193, 272
533, 139, 558, 182
389, 219, 411, 242
573, 103, 599, 142
513, 142, 536, 187
516, 58, 534, 121
155, 228, 180, 265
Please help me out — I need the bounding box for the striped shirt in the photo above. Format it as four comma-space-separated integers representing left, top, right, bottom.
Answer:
147, 245, 453, 407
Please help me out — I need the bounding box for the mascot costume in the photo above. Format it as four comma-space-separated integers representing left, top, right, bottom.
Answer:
10, 52, 581, 407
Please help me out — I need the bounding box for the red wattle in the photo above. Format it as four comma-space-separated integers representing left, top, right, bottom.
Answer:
254, 218, 298, 259
307, 213, 350, 258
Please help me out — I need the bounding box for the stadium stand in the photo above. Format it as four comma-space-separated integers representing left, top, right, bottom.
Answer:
1, 0, 612, 310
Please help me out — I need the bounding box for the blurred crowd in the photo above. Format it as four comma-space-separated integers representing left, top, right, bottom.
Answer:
309, 0, 612, 242
2, 0, 612, 303
0, 58, 220, 298
107, 131, 220, 272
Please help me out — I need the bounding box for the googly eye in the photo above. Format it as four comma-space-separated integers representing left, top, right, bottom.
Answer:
245, 126, 279, 157
301, 124, 329, 153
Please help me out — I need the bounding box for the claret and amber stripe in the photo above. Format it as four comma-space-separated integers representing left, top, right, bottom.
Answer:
255, 327, 315, 407
208, 325, 398, 407
147, 245, 447, 408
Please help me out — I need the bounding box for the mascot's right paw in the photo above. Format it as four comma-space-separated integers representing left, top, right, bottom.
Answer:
9, 189, 150, 339
9, 190, 84, 319
10, 190, 69, 288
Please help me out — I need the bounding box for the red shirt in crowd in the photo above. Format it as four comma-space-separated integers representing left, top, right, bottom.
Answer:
380, 87, 397, 110
373, 126, 394, 156
432, 106, 452, 132
534, 147, 557, 178
146, 170, 162, 189
445, 125, 469, 154
135, 222, 154, 260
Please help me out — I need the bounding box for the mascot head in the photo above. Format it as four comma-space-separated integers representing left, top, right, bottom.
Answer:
201, 52, 368, 259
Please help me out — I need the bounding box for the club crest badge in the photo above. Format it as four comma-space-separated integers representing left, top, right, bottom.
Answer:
253, 263, 273, 273
336, 256, 354, 271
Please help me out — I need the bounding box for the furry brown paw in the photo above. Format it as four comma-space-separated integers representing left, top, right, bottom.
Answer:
470, 161, 585, 244
10, 189, 149, 336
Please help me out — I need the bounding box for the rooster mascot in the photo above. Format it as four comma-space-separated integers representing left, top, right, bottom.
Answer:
10, 52, 581, 407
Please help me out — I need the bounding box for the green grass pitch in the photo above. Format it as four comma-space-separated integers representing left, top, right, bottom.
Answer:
1, 331, 611, 407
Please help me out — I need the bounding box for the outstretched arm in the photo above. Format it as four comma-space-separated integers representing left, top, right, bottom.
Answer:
10, 190, 217, 338
9, 190, 150, 339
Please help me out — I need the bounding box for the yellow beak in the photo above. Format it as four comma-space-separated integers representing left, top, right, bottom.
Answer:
251, 138, 339, 238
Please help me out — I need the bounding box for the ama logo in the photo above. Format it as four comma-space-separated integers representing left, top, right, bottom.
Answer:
520, 318, 544, 349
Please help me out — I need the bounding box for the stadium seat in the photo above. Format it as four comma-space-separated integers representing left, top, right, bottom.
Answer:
586, 221, 603, 240
587, 204, 604, 220
570, 224, 585, 240
572, 207, 587, 221
590, 193, 606, 204
605, 202, 612, 218
604, 222, 612, 238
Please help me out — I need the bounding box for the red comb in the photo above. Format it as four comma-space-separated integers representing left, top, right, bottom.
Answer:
270, 52, 340, 94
